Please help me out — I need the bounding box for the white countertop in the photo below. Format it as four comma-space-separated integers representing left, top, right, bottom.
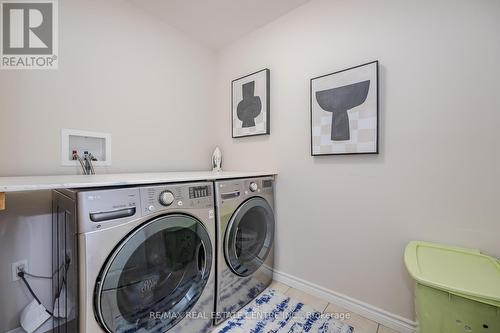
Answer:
0, 171, 276, 192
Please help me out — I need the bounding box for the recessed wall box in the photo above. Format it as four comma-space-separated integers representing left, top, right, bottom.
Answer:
61, 129, 112, 166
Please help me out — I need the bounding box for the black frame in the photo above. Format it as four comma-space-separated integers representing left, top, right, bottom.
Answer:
310, 60, 379, 156
231, 68, 270, 138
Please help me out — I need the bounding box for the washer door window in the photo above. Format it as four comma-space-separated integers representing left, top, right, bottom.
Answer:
95, 214, 212, 333
225, 197, 275, 277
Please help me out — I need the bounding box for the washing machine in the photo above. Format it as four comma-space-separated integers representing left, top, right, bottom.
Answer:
58, 182, 216, 333
214, 176, 275, 325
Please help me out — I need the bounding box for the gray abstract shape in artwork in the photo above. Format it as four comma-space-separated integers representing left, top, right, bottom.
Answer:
237, 81, 262, 128
316, 80, 370, 141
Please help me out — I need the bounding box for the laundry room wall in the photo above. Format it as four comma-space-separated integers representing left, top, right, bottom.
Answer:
213, 0, 500, 321
0, 0, 216, 331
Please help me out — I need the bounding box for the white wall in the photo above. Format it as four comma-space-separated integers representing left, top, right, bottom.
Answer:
0, 0, 216, 331
0, 0, 216, 177
0, 192, 52, 333
214, 0, 500, 320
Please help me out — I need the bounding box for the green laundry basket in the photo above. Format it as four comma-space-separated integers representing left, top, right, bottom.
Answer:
404, 241, 500, 333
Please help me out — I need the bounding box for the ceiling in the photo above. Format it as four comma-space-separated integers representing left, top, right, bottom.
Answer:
128, 0, 310, 49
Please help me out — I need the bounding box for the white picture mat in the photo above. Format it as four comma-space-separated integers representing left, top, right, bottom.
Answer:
311, 62, 378, 155
232, 69, 268, 137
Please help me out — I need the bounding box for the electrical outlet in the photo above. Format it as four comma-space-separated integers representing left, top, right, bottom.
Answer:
11, 259, 28, 281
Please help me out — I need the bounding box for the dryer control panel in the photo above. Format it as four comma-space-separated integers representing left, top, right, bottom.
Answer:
218, 177, 274, 198
216, 176, 275, 208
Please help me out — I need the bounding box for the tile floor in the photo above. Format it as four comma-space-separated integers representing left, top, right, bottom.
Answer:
268, 281, 401, 333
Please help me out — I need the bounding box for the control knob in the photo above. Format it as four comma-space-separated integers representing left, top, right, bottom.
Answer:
159, 191, 175, 206
249, 182, 258, 192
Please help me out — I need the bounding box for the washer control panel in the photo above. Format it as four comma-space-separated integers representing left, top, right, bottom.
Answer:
77, 187, 141, 233
140, 182, 213, 215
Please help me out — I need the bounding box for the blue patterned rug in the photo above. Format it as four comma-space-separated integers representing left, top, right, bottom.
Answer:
213, 289, 354, 333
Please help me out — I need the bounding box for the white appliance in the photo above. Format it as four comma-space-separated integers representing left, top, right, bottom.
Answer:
59, 182, 216, 333
214, 176, 275, 325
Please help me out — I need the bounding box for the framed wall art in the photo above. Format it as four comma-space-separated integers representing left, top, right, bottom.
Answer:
310, 61, 379, 156
232, 68, 270, 138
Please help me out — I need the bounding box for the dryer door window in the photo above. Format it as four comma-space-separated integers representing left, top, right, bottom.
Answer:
225, 197, 275, 277
94, 214, 212, 333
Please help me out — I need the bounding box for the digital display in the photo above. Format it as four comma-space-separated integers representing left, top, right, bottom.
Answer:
263, 180, 273, 188
189, 186, 211, 199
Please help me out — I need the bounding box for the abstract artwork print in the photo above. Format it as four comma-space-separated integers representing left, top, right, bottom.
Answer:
232, 69, 270, 138
311, 61, 379, 155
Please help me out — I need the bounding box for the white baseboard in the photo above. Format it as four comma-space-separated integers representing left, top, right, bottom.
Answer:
273, 269, 417, 333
